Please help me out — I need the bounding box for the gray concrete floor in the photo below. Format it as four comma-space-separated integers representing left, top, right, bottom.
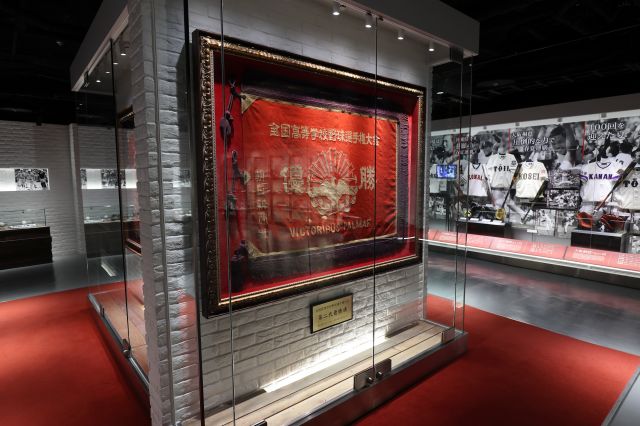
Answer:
427, 249, 640, 426
0, 254, 125, 303
427, 250, 640, 355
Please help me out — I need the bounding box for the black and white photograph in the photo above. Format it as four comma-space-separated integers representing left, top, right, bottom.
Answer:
430, 133, 455, 165
556, 210, 578, 238
428, 195, 446, 219
534, 208, 557, 236
546, 189, 580, 209
100, 169, 118, 189
583, 116, 640, 167
471, 129, 510, 164
14, 168, 49, 191
80, 168, 87, 189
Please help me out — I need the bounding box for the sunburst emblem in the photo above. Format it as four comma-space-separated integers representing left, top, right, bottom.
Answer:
307, 148, 359, 218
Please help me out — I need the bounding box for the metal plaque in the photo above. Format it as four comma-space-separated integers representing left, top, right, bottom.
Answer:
310, 294, 353, 333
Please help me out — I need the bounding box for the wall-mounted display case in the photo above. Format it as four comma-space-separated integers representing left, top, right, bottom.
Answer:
430, 110, 640, 283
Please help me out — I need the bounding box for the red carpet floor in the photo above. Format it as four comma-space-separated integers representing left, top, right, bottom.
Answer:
0, 287, 150, 426
356, 302, 640, 426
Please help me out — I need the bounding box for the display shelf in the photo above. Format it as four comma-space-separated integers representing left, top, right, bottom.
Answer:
570, 229, 628, 252
0, 208, 46, 229
428, 231, 640, 283
457, 218, 512, 238
83, 204, 138, 224
187, 321, 444, 426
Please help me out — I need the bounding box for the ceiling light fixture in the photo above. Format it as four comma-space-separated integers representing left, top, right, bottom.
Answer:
96, 78, 101, 83
428, 41, 435, 52
113, 61, 118, 65
332, 1, 341, 16
397, 29, 405, 40
118, 39, 130, 57
436, 91, 444, 95
365, 12, 373, 29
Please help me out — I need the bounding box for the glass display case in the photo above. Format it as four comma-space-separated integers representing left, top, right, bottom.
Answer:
0, 208, 46, 230
164, 1, 472, 424
82, 204, 137, 223
76, 28, 149, 386
429, 110, 640, 283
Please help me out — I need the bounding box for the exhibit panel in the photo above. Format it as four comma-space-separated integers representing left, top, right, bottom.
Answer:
188, 1, 469, 425
429, 108, 640, 283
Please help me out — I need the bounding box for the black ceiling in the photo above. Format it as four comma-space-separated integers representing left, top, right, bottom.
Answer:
0, 1, 103, 125
434, 0, 640, 119
1, 1, 639, 124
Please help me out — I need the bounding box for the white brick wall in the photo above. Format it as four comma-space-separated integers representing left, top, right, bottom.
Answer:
76, 125, 140, 224
200, 265, 424, 408
130, 0, 433, 424
0, 120, 80, 258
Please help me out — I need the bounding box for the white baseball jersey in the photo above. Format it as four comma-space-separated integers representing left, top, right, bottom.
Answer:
579, 161, 621, 203
467, 163, 488, 197
485, 153, 518, 188
612, 166, 640, 210
515, 161, 548, 198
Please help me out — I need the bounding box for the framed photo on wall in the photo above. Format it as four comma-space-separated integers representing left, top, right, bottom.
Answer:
193, 31, 426, 317
14, 168, 49, 191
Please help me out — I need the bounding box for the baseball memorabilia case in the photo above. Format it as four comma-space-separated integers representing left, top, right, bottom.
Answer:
194, 31, 425, 317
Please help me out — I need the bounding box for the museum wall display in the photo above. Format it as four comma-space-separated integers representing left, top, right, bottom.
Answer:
0, 120, 83, 258
430, 109, 640, 277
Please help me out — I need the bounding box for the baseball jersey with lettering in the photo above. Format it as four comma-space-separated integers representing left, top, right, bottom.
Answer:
612, 166, 640, 210
485, 153, 518, 188
579, 161, 621, 203
467, 163, 488, 197
515, 161, 548, 198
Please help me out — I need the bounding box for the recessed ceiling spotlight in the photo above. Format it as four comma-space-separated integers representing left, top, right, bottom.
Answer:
118, 39, 130, 56
105, 70, 111, 74
428, 41, 435, 52
332, 1, 341, 16
113, 61, 118, 65
365, 12, 373, 29
397, 29, 405, 40
436, 91, 444, 95
96, 78, 102, 83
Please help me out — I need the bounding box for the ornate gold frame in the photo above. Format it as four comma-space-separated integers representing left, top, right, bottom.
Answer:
194, 30, 426, 317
